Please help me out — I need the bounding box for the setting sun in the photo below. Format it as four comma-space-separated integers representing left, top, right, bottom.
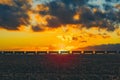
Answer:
0, 0, 120, 51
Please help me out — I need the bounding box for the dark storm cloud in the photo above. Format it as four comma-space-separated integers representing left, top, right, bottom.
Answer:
32, 26, 43, 32
46, 0, 90, 24
46, 17, 61, 27
38, 0, 120, 31
60, 0, 89, 7
46, 1, 75, 24
105, 0, 120, 2
0, 0, 31, 30
103, 4, 113, 11
0, 0, 120, 31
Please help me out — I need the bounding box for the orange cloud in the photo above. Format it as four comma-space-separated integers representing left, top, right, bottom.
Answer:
114, 4, 120, 10
0, 1, 120, 51
0, 0, 14, 6
35, 4, 49, 12
116, 29, 120, 36
73, 13, 80, 21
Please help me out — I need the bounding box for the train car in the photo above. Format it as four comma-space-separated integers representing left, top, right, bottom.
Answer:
72, 51, 82, 54
95, 51, 106, 54
36, 51, 47, 55
14, 51, 25, 55
83, 51, 93, 54
106, 51, 117, 54
59, 51, 70, 54
3, 51, 14, 55
25, 51, 36, 55
49, 51, 59, 54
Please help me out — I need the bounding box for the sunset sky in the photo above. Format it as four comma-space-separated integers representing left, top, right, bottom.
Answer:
0, 0, 120, 51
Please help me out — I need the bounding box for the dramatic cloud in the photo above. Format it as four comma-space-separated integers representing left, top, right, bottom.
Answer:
45, 0, 88, 25
0, 0, 31, 30
46, 16, 61, 27
0, 0, 120, 51
115, 4, 120, 10
35, 0, 120, 31
32, 25, 43, 32
0, 0, 120, 31
0, 0, 14, 6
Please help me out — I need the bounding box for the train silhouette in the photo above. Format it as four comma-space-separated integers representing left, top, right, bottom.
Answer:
0, 50, 120, 55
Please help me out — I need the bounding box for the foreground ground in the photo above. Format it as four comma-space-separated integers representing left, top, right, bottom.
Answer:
0, 54, 120, 80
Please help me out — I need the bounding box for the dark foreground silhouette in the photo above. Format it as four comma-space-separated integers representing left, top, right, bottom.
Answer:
0, 54, 120, 80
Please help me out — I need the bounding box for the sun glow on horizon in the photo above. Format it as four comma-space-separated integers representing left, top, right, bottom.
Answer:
0, 25, 120, 51
0, 0, 120, 51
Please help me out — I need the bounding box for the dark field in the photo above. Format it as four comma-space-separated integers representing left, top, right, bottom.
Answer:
0, 54, 120, 80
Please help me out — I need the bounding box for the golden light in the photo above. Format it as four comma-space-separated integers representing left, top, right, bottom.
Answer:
73, 13, 80, 21
0, 17, 120, 51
